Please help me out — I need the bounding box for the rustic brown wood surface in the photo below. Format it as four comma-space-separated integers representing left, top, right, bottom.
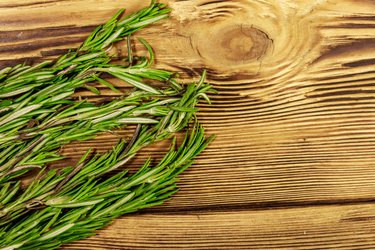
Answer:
1, 0, 375, 249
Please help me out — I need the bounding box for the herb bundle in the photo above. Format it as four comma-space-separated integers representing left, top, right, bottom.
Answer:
0, 2, 179, 182
0, 124, 214, 250
0, 2, 214, 249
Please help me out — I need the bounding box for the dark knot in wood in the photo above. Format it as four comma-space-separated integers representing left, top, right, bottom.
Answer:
221, 25, 271, 63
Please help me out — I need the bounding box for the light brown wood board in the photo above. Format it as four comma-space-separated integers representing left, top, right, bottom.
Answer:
0, 0, 375, 249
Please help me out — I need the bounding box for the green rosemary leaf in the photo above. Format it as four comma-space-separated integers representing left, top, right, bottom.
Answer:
0, 181, 20, 205
117, 117, 159, 124
6, 61, 52, 81
0, 67, 12, 80
109, 70, 161, 94
138, 37, 155, 66
0, 104, 41, 127
92, 75, 121, 93
128, 13, 169, 29
84, 85, 101, 95
38, 223, 75, 242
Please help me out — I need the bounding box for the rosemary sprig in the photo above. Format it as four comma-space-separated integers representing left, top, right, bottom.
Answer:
0, 2, 173, 135
0, 124, 213, 250
0, 2, 185, 181
79, 1, 170, 52
0, 40, 177, 136
0, 2, 171, 101
0, 79, 211, 222
0, 78, 211, 183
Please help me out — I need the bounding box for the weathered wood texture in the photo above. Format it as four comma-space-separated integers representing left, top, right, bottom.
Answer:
63, 203, 375, 250
1, 0, 375, 249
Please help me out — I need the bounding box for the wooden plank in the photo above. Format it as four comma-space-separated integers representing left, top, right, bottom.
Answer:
1, 0, 375, 209
2, 1, 375, 249
62, 203, 375, 249
57, 131, 375, 211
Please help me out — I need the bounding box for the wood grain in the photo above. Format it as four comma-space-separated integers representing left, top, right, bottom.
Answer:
1, 0, 375, 249
63, 203, 375, 249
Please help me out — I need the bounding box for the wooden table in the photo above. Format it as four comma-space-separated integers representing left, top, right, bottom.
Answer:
1, 0, 375, 249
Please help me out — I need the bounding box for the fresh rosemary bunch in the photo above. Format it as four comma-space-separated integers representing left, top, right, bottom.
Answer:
0, 1, 215, 249
0, 81, 196, 181
0, 79, 209, 222
0, 1, 174, 138
0, 74, 211, 183
0, 81, 214, 248
0, 124, 213, 250
0, 92, 211, 225
0, 2, 188, 181
0, 1, 172, 101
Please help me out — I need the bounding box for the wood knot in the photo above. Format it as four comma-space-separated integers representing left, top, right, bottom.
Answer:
222, 25, 271, 63
196, 24, 271, 67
